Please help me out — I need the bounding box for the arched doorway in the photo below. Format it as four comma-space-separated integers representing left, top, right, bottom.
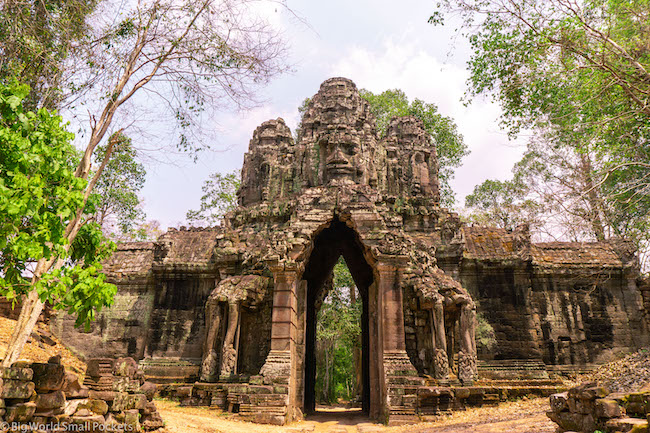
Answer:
301, 218, 376, 415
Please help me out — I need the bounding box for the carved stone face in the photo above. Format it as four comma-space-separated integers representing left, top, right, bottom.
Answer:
322, 129, 359, 183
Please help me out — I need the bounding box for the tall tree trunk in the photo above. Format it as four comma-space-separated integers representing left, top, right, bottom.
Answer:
2, 132, 121, 367
580, 153, 606, 241
2, 255, 60, 367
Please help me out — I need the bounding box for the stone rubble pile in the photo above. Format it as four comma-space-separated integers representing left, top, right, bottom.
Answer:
578, 348, 650, 393
0, 356, 163, 432
548, 381, 650, 432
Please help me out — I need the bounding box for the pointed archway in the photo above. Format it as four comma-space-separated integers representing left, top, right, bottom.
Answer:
300, 217, 378, 415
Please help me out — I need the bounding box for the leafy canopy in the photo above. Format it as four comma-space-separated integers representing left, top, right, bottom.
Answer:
0, 83, 116, 328
435, 0, 650, 264
93, 132, 146, 237
360, 89, 468, 207
186, 170, 240, 226
0, 0, 99, 110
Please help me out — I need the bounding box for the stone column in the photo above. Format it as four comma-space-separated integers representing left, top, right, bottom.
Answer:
376, 257, 422, 424
430, 300, 450, 380
259, 263, 300, 421
457, 302, 478, 384
220, 301, 241, 377
200, 300, 223, 382
377, 259, 407, 353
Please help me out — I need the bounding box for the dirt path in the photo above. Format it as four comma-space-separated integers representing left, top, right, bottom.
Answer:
156, 398, 557, 433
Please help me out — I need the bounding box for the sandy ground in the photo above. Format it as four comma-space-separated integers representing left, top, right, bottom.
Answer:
156, 397, 557, 433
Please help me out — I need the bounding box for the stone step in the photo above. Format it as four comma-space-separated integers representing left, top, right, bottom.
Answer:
604, 417, 648, 432
475, 379, 564, 386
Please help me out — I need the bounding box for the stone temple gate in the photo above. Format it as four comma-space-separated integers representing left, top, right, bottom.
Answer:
53, 78, 650, 425
195, 77, 479, 423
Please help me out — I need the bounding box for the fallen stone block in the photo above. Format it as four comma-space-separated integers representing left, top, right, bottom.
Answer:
35, 390, 66, 411
63, 371, 90, 399
3, 365, 33, 381
112, 392, 147, 411
69, 414, 106, 433
113, 357, 138, 378
31, 362, 66, 392
124, 408, 143, 433
89, 390, 116, 401
605, 417, 648, 433
595, 398, 624, 419
5, 402, 37, 423
2, 379, 35, 399
86, 358, 115, 378
141, 382, 157, 401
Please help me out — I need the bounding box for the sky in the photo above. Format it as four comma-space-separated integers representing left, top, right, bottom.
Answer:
137, 0, 526, 229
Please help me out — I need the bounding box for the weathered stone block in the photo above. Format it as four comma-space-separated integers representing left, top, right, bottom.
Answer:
176, 386, 193, 397
89, 390, 117, 401
35, 390, 66, 411
63, 371, 89, 399
5, 402, 37, 423
142, 412, 164, 431
2, 379, 35, 399
579, 386, 609, 400
125, 409, 142, 433
546, 410, 582, 432
70, 414, 106, 433
113, 357, 138, 378
595, 398, 624, 418
605, 417, 648, 433
141, 382, 157, 401
84, 399, 109, 416
113, 376, 141, 393
3, 366, 33, 381
86, 358, 115, 377
31, 362, 65, 391
112, 392, 147, 411
550, 392, 569, 413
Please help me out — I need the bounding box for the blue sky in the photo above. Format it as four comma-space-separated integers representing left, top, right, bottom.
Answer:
134, 0, 526, 228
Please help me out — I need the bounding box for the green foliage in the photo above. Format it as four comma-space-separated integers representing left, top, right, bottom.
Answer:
0, 83, 116, 328
93, 132, 146, 237
464, 178, 540, 231
476, 312, 497, 354
359, 89, 468, 207
436, 0, 650, 263
93, 132, 146, 235
0, 0, 99, 110
315, 259, 361, 404
186, 170, 240, 226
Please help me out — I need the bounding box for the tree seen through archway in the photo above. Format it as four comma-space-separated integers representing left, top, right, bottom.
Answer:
315, 258, 362, 405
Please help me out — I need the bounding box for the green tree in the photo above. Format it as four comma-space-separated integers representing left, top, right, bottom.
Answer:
360, 89, 468, 206
186, 171, 240, 226
0, 0, 99, 110
0, 83, 116, 365
315, 259, 361, 404
93, 131, 146, 237
434, 0, 650, 262
2, 0, 290, 364
464, 178, 540, 231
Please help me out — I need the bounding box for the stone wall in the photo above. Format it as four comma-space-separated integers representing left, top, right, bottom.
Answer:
455, 227, 649, 366
0, 356, 163, 432
548, 382, 650, 432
